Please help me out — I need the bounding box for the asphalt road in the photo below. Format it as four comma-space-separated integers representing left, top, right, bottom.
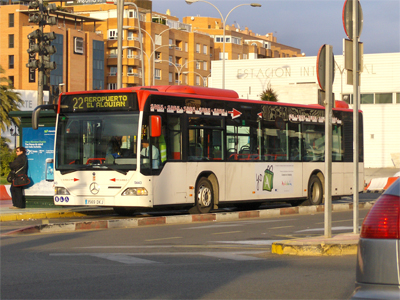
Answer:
0, 192, 379, 235
1, 208, 370, 299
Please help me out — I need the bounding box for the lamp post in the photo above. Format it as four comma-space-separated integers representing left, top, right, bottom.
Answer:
117, 0, 144, 88
185, 0, 261, 89
128, 43, 176, 85
10, 127, 19, 148
156, 59, 204, 85
182, 71, 206, 86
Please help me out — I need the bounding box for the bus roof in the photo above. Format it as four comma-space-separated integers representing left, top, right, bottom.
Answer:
120, 85, 239, 99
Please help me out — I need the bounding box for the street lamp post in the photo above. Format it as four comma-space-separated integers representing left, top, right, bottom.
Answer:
182, 71, 206, 86
155, 59, 205, 85
117, 0, 144, 88
185, 0, 261, 89
10, 127, 19, 148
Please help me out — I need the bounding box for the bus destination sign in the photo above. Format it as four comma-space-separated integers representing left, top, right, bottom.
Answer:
60, 93, 137, 112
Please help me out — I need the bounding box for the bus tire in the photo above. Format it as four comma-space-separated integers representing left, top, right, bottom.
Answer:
307, 175, 323, 205
190, 177, 214, 214
113, 207, 135, 216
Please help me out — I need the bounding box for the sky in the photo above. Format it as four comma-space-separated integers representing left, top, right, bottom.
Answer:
152, 0, 400, 56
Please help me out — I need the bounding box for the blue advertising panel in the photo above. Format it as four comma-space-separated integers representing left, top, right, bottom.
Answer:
23, 127, 55, 196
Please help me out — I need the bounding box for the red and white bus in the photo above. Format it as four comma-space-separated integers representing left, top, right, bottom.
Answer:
33, 85, 364, 215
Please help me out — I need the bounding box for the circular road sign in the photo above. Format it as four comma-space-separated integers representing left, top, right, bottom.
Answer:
342, 0, 363, 40
316, 44, 335, 91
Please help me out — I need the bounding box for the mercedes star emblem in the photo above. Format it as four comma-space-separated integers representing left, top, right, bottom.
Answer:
89, 182, 100, 194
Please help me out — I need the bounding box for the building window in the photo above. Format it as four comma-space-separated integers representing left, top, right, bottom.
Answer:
360, 94, 373, 104
127, 31, 135, 40
203, 45, 207, 54
128, 10, 137, 18
127, 48, 135, 58
169, 39, 173, 48
109, 48, 118, 58
155, 69, 161, 80
155, 34, 162, 45
108, 29, 118, 40
169, 55, 173, 63
397, 93, 400, 103
185, 42, 188, 52
9, 14, 14, 27
243, 54, 248, 59
196, 62, 201, 70
109, 66, 117, 76
169, 72, 173, 83
196, 43, 200, 53
203, 62, 207, 70
108, 83, 117, 90
9, 34, 14, 48
219, 52, 228, 60
9, 76, 14, 87
8, 55, 14, 69
375, 93, 392, 104
196, 75, 200, 86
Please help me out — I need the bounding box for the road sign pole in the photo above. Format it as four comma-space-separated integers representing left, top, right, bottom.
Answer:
353, 0, 360, 234
324, 45, 333, 238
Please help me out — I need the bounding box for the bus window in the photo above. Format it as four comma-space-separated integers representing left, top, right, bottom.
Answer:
332, 125, 343, 161
303, 124, 325, 162
263, 121, 289, 161
188, 117, 223, 161
288, 123, 302, 161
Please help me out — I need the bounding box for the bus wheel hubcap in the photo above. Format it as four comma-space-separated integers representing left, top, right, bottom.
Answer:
198, 185, 211, 207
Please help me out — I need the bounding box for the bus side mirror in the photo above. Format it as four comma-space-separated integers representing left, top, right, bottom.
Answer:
150, 115, 161, 137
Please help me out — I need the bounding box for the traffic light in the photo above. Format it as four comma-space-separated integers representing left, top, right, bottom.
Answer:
26, 0, 57, 71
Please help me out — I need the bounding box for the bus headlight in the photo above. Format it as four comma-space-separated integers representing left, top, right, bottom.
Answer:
122, 187, 148, 196
55, 187, 70, 195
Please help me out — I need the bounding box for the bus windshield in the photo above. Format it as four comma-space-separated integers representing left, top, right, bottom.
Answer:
55, 112, 139, 173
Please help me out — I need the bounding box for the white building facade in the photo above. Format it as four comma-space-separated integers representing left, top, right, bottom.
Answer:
210, 53, 400, 169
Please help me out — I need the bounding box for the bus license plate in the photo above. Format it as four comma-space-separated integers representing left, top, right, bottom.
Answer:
85, 199, 104, 205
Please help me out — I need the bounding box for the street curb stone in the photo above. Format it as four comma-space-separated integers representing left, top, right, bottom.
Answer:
1, 202, 374, 238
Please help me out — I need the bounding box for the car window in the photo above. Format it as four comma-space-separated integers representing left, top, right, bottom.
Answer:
385, 177, 400, 196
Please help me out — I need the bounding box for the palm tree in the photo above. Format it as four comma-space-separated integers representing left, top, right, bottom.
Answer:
0, 66, 23, 132
259, 82, 278, 102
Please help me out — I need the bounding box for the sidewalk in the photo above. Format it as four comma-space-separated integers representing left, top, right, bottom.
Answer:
0, 199, 113, 222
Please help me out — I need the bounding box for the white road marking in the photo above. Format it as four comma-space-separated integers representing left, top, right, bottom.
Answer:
50, 253, 158, 264
212, 240, 280, 245
50, 250, 267, 264
184, 219, 297, 230
295, 226, 360, 233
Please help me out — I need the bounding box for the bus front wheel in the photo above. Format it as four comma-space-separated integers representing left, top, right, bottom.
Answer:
307, 175, 323, 205
190, 177, 214, 214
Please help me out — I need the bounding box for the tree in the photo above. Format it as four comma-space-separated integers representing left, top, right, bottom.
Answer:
0, 65, 23, 132
259, 82, 278, 102
0, 137, 16, 178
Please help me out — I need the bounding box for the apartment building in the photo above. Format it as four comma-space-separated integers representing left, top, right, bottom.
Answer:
182, 16, 303, 60
0, 3, 104, 103
70, 2, 212, 88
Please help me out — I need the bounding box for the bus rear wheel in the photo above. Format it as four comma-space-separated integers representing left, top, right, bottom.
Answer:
307, 175, 323, 205
190, 177, 214, 214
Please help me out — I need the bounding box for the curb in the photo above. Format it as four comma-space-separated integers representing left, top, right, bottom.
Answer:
2, 201, 375, 236
271, 233, 359, 256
